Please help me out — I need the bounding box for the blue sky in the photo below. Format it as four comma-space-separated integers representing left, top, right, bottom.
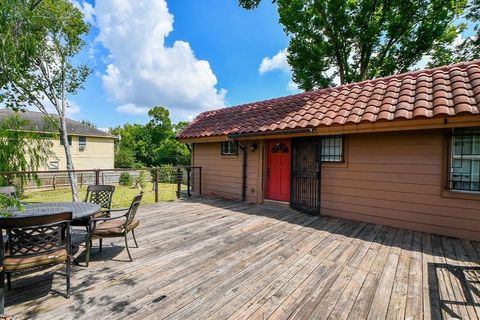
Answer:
71, 0, 294, 129
69, 1, 476, 130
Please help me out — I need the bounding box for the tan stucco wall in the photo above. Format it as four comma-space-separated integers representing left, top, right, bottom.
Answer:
44, 135, 115, 170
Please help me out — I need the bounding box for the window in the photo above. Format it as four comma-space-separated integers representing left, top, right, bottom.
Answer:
449, 127, 480, 192
78, 136, 87, 150
271, 143, 289, 153
48, 161, 59, 170
60, 136, 72, 146
320, 135, 343, 162
221, 141, 238, 155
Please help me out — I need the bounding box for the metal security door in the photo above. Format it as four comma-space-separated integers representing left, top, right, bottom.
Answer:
290, 137, 321, 214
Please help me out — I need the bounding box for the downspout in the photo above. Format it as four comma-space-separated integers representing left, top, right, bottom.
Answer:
238, 143, 248, 201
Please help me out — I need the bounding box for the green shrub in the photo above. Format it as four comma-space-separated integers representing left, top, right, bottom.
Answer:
134, 171, 147, 189
118, 172, 133, 186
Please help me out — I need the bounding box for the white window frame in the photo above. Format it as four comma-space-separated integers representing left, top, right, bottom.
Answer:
221, 141, 238, 156
449, 127, 480, 192
320, 135, 344, 163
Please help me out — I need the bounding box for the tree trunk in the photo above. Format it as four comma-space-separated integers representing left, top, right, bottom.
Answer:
59, 115, 79, 202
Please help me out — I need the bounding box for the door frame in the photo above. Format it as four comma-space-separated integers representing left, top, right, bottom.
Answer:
290, 136, 322, 215
265, 139, 292, 202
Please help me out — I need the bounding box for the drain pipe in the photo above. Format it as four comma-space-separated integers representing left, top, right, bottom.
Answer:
238, 143, 248, 201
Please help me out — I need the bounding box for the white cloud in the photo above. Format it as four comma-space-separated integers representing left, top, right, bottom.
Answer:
259, 49, 291, 74
116, 103, 149, 115
94, 0, 226, 117
259, 49, 302, 92
71, 0, 95, 25
26, 98, 80, 119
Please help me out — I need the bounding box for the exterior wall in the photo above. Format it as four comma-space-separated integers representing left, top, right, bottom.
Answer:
193, 129, 480, 240
321, 129, 480, 240
45, 135, 115, 170
192, 141, 263, 203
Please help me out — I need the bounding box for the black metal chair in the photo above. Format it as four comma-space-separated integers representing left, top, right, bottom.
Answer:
85, 193, 143, 266
0, 212, 73, 303
83, 185, 115, 218
72, 185, 115, 228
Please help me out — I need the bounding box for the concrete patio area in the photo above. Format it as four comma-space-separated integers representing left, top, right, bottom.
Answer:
5, 197, 480, 319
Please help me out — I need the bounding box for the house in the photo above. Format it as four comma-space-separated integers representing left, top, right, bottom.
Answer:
0, 109, 115, 170
178, 60, 480, 241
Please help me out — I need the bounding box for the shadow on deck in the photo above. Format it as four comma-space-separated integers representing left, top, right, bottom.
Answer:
4, 196, 480, 319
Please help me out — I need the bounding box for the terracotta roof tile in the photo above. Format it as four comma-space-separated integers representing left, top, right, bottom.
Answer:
178, 60, 480, 139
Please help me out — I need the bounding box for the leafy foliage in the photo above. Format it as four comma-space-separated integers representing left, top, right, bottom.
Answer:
133, 171, 148, 189
111, 106, 190, 168
80, 119, 97, 129
0, 114, 54, 188
0, 0, 91, 201
0, 194, 24, 217
240, 0, 468, 90
118, 172, 133, 186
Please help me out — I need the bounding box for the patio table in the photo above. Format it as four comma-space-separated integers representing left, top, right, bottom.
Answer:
6, 202, 101, 220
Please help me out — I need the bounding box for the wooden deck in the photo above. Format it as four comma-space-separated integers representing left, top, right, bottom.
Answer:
5, 197, 480, 319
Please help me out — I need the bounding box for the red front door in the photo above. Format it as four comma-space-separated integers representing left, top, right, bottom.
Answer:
267, 140, 291, 202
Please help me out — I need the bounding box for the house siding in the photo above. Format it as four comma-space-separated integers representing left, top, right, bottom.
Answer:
46, 136, 115, 170
321, 129, 480, 240
192, 129, 480, 240
193, 141, 262, 203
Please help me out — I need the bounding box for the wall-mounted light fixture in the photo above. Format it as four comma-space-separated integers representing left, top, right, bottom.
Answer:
250, 143, 258, 152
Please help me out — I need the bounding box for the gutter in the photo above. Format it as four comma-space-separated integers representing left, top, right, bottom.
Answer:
238, 144, 248, 201
228, 127, 313, 139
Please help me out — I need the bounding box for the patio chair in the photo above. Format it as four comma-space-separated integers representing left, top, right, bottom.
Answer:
0, 212, 73, 300
85, 192, 143, 267
72, 185, 115, 230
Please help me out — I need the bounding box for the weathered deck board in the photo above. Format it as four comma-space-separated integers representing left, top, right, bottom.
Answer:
4, 197, 480, 320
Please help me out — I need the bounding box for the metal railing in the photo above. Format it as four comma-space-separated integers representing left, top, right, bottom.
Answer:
0, 166, 202, 205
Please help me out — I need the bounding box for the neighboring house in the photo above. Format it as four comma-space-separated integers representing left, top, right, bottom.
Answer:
178, 60, 480, 241
0, 109, 115, 170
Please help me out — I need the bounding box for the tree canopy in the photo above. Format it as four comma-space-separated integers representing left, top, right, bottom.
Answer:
0, 0, 91, 201
240, 0, 470, 90
0, 114, 54, 188
110, 106, 190, 168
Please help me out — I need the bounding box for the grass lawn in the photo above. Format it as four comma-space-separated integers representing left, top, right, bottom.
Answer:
22, 182, 179, 208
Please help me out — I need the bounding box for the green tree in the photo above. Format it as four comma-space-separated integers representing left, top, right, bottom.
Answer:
111, 107, 191, 168
0, 114, 54, 188
0, 0, 90, 201
240, 0, 468, 90
80, 119, 97, 129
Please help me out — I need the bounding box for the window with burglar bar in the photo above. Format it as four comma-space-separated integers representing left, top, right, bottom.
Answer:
449, 127, 480, 192
221, 141, 238, 156
320, 135, 343, 162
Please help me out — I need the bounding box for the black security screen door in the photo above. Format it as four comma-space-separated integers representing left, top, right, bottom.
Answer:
291, 137, 321, 214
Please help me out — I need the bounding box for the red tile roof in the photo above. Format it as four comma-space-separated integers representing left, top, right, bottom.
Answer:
178, 60, 480, 139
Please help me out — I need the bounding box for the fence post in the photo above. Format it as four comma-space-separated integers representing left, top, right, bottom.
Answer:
95, 170, 100, 185
154, 168, 159, 203
186, 167, 191, 197
53, 176, 56, 191
80, 173, 83, 189
176, 167, 182, 199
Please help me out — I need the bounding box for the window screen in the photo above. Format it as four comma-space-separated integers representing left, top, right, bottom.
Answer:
221, 141, 238, 156
449, 127, 480, 192
320, 136, 343, 162
78, 136, 87, 150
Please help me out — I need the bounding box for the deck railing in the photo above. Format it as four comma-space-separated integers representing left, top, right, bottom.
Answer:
0, 166, 202, 204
